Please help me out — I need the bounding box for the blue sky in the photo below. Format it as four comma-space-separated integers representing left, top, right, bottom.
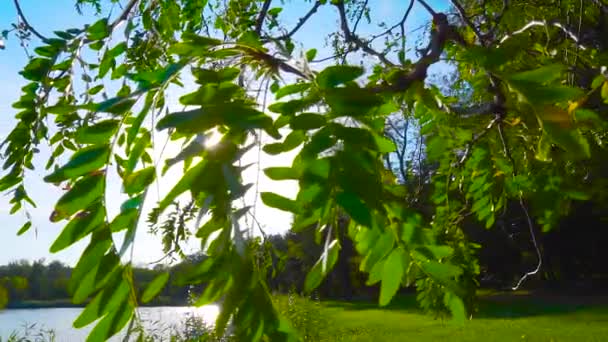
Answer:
0, 0, 448, 266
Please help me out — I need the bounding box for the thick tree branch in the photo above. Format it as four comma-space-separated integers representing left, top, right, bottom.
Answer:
13, 0, 49, 43
255, 0, 273, 35
373, 12, 451, 93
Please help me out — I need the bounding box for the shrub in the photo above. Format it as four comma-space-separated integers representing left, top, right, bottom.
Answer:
273, 292, 329, 341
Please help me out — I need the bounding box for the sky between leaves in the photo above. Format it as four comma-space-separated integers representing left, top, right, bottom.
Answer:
0, 0, 447, 266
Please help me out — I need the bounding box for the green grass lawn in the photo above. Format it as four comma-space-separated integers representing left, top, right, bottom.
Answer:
319, 292, 608, 341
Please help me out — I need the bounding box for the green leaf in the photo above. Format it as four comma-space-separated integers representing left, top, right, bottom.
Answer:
290, 113, 327, 130
268, 7, 282, 16
74, 270, 129, 328
110, 208, 138, 232
158, 160, 206, 211
85, 301, 133, 342
20, 58, 53, 81
360, 231, 395, 273
192, 67, 240, 84
508, 64, 565, 83
260, 192, 300, 213
50, 203, 104, 253
574, 109, 603, 126
86, 18, 110, 41
325, 87, 384, 116
17, 221, 32, 236
536, 133, 552, 162
123, 167, 155, 195
69, 233, 112, 294
445, 292, 466, 323
128, 63, 183, 90
45, 145, 109, 183
94, 97, 136, 115
419, 260, 462, 286
275, 83, 311, 100
380, 248, 405, 306
317, 65, 364, 89
304, 240, 340, 292
73, 252, 120, 303
127, 93, 154, 151
373, 134, 396, 153
126, 131, 151, 173
75, 120, 119, 145
263, 131, 306, 155
52, 174, 105, 222
366, 257, 385, 286
264, 167, 300, 180
141, 272, 170, 303
508, 80, 583, 105
268, 99, 312, 116
566, 190, 591, 201
306, 49, 317, 62
543, 122, 590, 158
336, 191, 372, 227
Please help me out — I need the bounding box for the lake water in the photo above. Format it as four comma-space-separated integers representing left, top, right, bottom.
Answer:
0, 305, 220, 341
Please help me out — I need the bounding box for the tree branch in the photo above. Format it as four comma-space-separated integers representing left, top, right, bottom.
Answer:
271, 1, 322, 41
351, 0, 369, 34
373, 12, 451, 93
450, 0, 485, 46
417, 0, 437, 17
13, 0, 49, 43
458, 117, 499, 166
499, 19, 587, 50
334, 1, 395, 66
255, 0, 273, 35
109, 0, 140, 31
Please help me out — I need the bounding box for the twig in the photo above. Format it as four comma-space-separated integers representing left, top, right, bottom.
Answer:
512, 197, 542, 291
458, 117, 499, 165
450, 0, 485, 46
13, 0, 49, 42
334, 1, 395, 66
272, 1, 322, 41
499, 19, 587, 50
399, 0, 416, 54
495, 110, 542, 291
351, 0, 369, 34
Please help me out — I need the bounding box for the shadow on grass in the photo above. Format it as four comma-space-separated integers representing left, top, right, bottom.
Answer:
323, 290, 608, 320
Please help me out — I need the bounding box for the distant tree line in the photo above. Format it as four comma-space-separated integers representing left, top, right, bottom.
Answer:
0, 259, 192, 308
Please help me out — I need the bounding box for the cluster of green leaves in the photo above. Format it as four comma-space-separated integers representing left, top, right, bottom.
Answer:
3, 0, 608, 340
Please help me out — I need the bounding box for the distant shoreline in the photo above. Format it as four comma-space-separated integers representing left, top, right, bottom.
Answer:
5, 297, 189, 310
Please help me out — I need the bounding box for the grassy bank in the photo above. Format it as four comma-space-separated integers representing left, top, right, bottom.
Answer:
318, 292, 608, 341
